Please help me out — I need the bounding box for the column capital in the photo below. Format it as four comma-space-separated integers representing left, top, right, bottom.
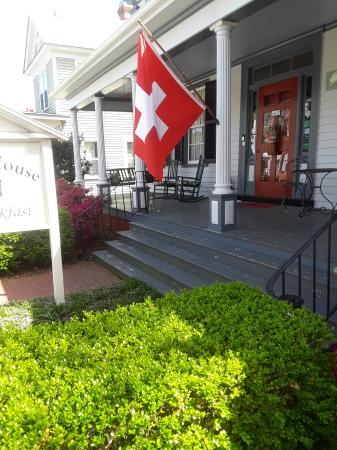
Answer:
210, 20, 238, 34
93, 95, 104, 105
129, 72, 137, 83
69, 108, 78, 117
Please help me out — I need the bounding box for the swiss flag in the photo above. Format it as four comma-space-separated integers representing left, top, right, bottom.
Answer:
134, 31, 205, 181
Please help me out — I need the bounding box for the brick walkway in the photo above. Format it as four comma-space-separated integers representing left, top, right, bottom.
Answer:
0, 260, 122, 305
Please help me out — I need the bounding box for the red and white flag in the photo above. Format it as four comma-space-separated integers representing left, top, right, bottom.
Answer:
134, 30, 205, 181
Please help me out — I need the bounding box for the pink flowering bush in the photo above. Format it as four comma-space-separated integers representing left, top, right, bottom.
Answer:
56, 179, 105, 241
56, 179, 97, 218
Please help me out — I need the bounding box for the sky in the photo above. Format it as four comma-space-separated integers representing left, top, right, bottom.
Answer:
0, 0, 123, 112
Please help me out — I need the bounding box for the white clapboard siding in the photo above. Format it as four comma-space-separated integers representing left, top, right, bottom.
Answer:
199, 165, 216, 196
57, 100, 72, 117
45, 59, 56, 114
173, 164, 214, 197
77, 110, 133, 196
56, 57, 76, 116
56, 57, 76, 84
77, 111, 97, 140
33, 76, 40, 112
103, 111, 134, 168
316, 27, 337, 210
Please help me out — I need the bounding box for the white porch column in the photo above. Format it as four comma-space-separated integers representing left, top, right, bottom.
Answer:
93, 96, 109, 195
131, 74, 145, 186
208, 20, 238, 232
130, 73, 149, 210
69, 109, 84, 185
211, 20, 237, 194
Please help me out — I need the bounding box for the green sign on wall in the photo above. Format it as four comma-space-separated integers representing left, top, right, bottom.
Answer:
326, 70, 337, 91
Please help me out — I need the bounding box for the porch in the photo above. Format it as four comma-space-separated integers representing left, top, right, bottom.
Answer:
51, 0, 337, 233
136, 197, 330, 249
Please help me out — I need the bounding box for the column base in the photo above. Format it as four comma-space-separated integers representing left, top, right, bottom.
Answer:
96, 182, 110, 196
208, 193, 237, 232
132, 185, 150, 212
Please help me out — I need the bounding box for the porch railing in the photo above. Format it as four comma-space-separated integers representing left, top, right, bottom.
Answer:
266, 212, 337, 321
74, 170, 148, 256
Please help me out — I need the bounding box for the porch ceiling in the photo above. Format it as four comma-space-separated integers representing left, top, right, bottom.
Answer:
52, 0, 337, 112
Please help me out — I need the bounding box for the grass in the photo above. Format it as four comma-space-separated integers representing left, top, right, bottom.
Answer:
0, 277, 162, 330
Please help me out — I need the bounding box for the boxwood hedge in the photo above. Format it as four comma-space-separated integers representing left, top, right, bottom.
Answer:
0, 282, 336, 449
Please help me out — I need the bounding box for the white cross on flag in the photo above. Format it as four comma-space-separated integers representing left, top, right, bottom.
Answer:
134, 31, 205, 181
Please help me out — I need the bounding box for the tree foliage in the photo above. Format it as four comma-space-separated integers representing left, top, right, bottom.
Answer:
52, 134, 92, 182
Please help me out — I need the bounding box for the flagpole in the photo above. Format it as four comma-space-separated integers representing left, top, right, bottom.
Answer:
137, 20, 220, 125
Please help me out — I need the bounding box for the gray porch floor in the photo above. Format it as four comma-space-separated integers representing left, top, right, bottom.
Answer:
137, 197, 337, 260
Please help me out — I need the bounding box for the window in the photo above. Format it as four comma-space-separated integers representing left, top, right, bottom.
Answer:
188, 87, 205, 163
301, 75, 312, 153
249, 90, 257, 156
39, 69, 49, 111
253, 50, 313, 83
85, 142, 98, 176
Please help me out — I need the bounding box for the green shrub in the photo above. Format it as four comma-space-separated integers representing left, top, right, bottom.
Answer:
58, 207, 76, 259
0, 232, 20, 274
0, 282, 335, 449
155, 283, 337, 449
0, 208, 75, 275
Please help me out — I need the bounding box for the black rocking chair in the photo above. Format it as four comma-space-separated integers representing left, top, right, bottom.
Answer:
176, 155, 206, 202
153, 159, 179, 199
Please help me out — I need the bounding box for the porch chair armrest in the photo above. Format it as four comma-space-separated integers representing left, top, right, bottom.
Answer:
178, 176, 196, 181
153, 176, 171, 185
178, 176, 199, 184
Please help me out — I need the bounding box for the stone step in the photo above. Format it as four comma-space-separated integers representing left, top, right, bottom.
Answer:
93, 249, 176, 296
129, 218, 334, 277
115, 229, 269, 289
94, 240, 212, 294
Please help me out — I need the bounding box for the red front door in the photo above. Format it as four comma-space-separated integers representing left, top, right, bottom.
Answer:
255, 77, 298, 197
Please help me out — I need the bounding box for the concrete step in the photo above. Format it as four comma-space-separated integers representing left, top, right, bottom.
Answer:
115, 229, 269, 289
93, 249, 176, 296
93, 240, 212, 294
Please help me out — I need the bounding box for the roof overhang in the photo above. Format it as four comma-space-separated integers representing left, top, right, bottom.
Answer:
51, 0, 337, 112
0, 104, 68, 141
23, 112, 69, 121
50, 0, 255, 109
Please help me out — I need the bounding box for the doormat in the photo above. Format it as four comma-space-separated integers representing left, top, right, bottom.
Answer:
239, 202, 277, 208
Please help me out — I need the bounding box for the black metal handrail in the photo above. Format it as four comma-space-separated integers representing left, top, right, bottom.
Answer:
74, 171, 148, 256
266, 213, 337, 321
